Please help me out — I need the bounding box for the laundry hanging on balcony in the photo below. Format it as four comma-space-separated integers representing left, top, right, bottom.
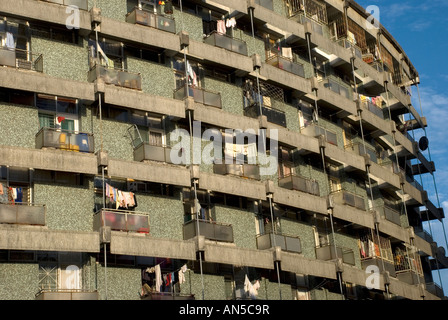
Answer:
244, 274, 260, 299
0, 184, 23, 204
359, 94, 383, 108
105, 183, 137, 209
5, 32, 15, 50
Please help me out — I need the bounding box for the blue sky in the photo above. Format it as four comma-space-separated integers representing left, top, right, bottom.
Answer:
356, 0, 448, 295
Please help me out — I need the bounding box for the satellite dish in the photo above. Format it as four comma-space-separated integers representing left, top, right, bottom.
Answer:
419, 136, 429, 151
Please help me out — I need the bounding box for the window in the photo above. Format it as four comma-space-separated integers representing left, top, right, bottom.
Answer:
38, 252, 82, 291
37, 94, 79, 131
88, 38, 123, 70
278, 146, 294, 178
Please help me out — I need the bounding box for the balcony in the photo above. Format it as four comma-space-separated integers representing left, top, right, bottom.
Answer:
315, 244, 356, 265
93, 208, 150, 234
213, 163, 260, 180
336, 37, 363, 59
322, 76, 352, 100
265, 55, 305, 78
134, 143, 173, 164
244, 104, 287, 127
331, 190, 366, 211
204, 31, 248, 56
256, 232, 302, 254
394, 250, 424, 285
425, 282, 444, 299
35, 127, 94, 153
183, 219, 234, 243
362, 100, 385, 119
345, 142, 378, 163
126, 7, 176, 34
278, 174, 320, 196
359, 233, 396, 276
88, 64, 142, 90
141, 292, 195, 300
381, 205, 401, 226
414, 226, 434, 243
0, 203, 46, 226
300, 123, 338, 146
35, 289, 98, 300
0, 47, 43, 72
174, 85, 222, 109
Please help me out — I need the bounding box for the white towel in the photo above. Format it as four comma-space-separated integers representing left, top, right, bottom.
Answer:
155, 265, 162, 292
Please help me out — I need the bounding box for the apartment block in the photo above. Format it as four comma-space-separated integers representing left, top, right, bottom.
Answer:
0, 0, 446, 300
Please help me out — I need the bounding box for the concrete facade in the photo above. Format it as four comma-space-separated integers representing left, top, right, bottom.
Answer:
0, 0, 445, 301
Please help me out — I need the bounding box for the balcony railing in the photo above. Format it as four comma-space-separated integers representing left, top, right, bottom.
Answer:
244, 104, 287, 127
278, 174, 320, 196
336, 37, 363, 59
414, 226, 434, 243
331, 190, 366, 211
134, 143, 173, 164
93, 208, 150, 234
35, 127, 94, 153
255, 0, 274, 10
300, 123, 338, 146
35, 289, 98, 300
183, 219, 234, 243
213, 163, 260, 180
204, 31, 248, 56
315, 244, 356, 265
0, 47, 43, 72
322, 76, 352, 100
88, 64, 142, 90
266, 55, 305, 78
141, 292, 195, 300
362, 100, 385, 119
38, 0, 88, 10
344, 142, 378, 163
126, 7, 176, 34
382, 205, 401, 226
0, 203, 46, 226
426, 282, 444, 299
174, 85, 222, 109
256, 232, 302, 254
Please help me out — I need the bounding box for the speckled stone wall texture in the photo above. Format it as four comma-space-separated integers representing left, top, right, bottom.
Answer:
234, 29, 266, 61
96, 265, 142, 300
180, 270, 227, 300
92, 117, 135, 161
33, 178, 95, 232
279, 218, 316, 259
202, 77, 244, 116
0, 103, 38, 148
294, 54, 314, 79
126, 57, 174, 98
90, 0, 129, 22
214, 205, 257, 249
310, 288, 344, 300
173, 10, 204, 42
271, 99, 301, 133
257, 279, 294, 300
272, 0, 287, 16
317, 117, 344, 149
0, 263, 39, 300
31, 37, 88, 82
333, 232, 361, 269
295, 155, 331, 197
133, 191, 185, 240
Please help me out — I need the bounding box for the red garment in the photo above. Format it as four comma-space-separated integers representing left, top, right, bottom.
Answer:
166, 273, 171, 286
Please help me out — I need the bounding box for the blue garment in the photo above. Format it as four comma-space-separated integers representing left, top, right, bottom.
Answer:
16, 187, 23, 203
